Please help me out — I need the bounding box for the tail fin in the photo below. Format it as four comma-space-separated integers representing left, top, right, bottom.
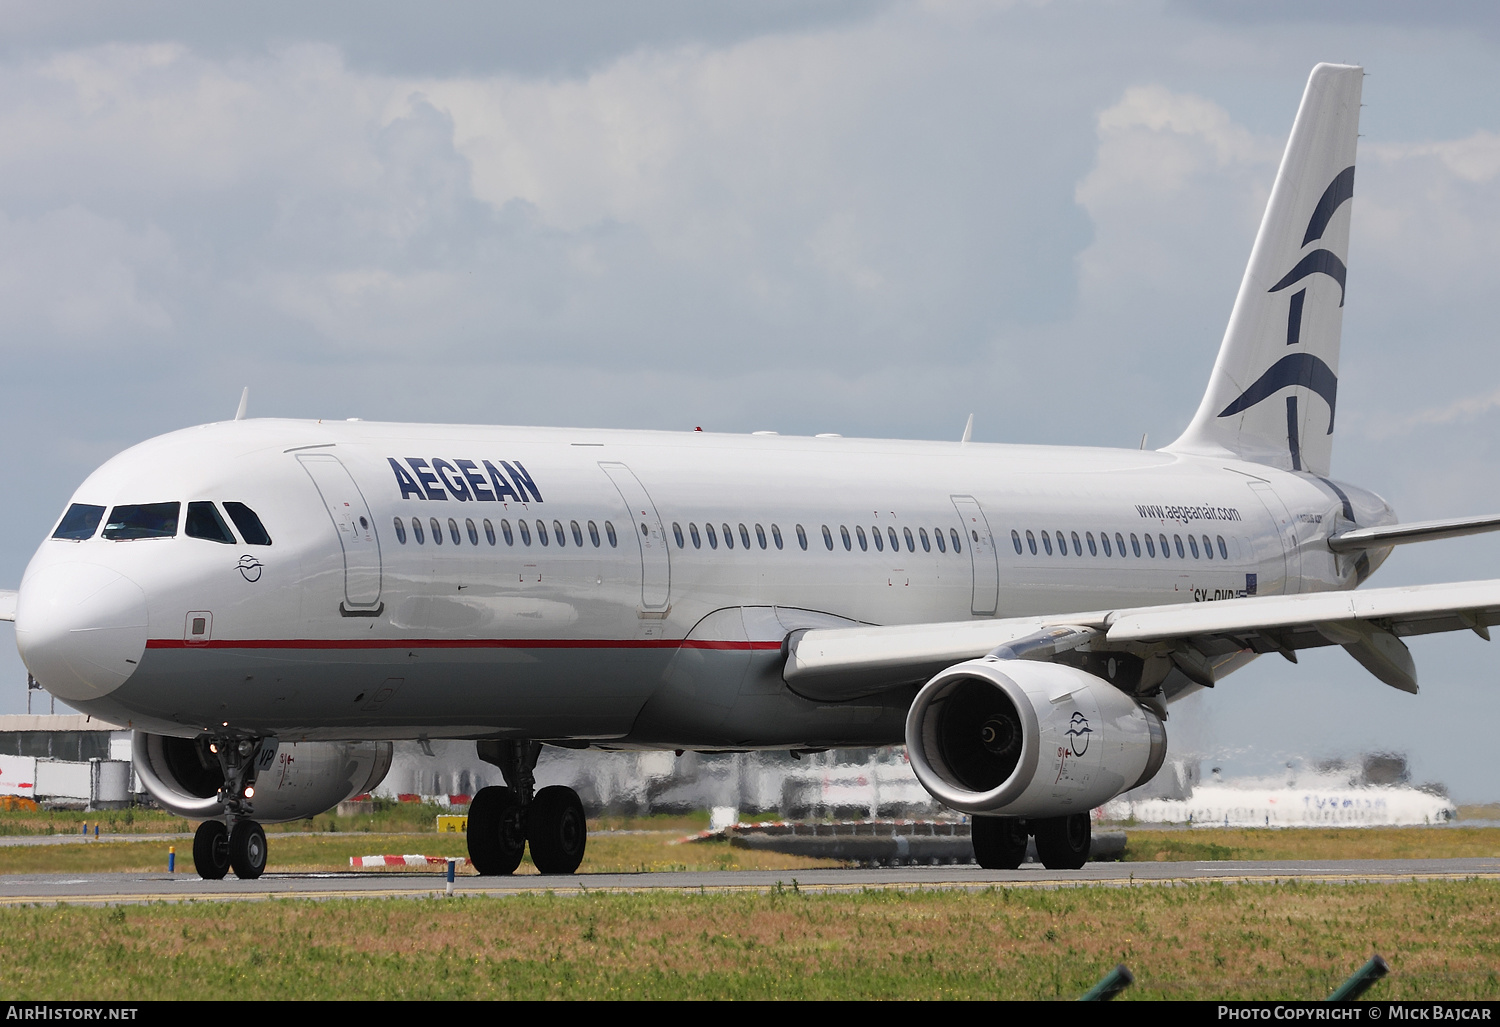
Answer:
1168, 63, 1363, 477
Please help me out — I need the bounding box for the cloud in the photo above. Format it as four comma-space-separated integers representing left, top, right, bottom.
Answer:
0, 205, 176, 345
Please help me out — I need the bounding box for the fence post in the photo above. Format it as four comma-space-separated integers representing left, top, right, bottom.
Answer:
1079, 964, 1134, 1001
1328, 954, 1389, 1001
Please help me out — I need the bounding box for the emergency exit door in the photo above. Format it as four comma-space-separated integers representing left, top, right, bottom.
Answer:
599, 462, 671, 610
951, 495, 999, 616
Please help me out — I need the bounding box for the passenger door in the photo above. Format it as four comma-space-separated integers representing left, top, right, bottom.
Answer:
950, 495, 999, 616
298, 453, 383, 611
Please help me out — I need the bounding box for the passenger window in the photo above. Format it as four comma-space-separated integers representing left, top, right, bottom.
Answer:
1159, 533, 1170, 558
1143, 533, 1154, 557
706, 522, 719, 549
1202, 534, 1213, 560
536, 520, 549, 546
1188, 534, 1199, 558
553, 520, 566, 546
751, 524, 763, 549
841, 525, 852, 551
186, 502, 236, 544
569, 521, 582, 546
921, 527, 931, 552
430, 517, 443, 545
412, 517, 425, 544
1218, 535, 1228, 560
1054, 531, 1066, 556
1173, 534, 1184, 558
770, 524, 781, 550
673, 522, 685, 548
690, 523, 702, 549
890, 527, 901, 552
740, 524, 752, 549
950, 528, 962, 553
1116, 532, 1127, 558
856, 526, 868, 551
1025, 529, 1036, 555
52, 503, 106, 541
466, 518, 479, 546
818, 524, 831, 551
1130, 533, 1140, 557
518, 519, 531, 546
589, 521, 601, 547
935, 527, 947, 553
872, 527, 884, 552
223, 503, 272, 546
1086, 532, 1097, 556
605, 521, 618, 547
104, 502, 180, 541
449, 519, 461, 546
484, 519, 496, 545
797, 524, 809, 551
393, 517, 407, 544
1071, 531, 1082, 556
904, 527, 915, 552
1042, 532, 1053, 556
723, 523, 735, 550
501, 519, 514, 546
1098, 532, 1109, 557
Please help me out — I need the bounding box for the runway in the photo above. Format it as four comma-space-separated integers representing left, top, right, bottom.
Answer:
1, 858, 1497, 906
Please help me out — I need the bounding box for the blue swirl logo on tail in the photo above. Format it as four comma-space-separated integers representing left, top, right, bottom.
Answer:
1217, 166, 1354, 470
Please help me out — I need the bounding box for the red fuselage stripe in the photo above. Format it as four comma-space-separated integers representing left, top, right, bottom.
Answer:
144, 638, 784, 651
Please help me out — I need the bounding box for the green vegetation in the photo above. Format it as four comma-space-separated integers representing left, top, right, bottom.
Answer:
0, 831, 837, 876
1122, 827, 1500, 862
2, 822, 1496, 875
0, 881, 1495, 999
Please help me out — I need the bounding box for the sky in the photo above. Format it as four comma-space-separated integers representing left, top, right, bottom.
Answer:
3, 0, 1500, 799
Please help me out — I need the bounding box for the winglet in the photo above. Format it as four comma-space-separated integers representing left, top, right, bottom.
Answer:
234, 387, 249, 421
0, 590, 17, 622
960, 413, 973, 445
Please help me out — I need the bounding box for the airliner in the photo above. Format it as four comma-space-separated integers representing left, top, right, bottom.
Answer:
5, 63, 1500, 880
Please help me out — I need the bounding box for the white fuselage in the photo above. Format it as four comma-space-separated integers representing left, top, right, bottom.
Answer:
13, 418, 1395, 747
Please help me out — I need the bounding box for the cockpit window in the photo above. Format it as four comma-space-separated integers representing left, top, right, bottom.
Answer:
52, 504, 105, 541
185, 502, 236, 544
222, 502, 272, 546
103, 502, 180, 541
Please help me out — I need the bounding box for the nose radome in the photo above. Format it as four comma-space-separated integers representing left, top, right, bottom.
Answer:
15, 563, 148, 702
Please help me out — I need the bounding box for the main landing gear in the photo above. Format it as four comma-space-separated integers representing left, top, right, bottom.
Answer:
468, 741, 587, 876
192, 735, 270, 881
971, 813, 1091, 871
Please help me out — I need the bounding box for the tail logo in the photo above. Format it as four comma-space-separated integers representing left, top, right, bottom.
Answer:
1217, 166, 1354, 470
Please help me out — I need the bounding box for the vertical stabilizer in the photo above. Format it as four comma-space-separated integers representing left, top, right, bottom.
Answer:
1168, 64, 1362, 477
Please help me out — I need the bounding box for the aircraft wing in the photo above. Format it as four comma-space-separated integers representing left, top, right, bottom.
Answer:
0, 590, 15, 622
783, 578, 1500, 700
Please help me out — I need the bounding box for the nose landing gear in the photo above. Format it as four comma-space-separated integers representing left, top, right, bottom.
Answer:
191, 734, 270, 880
469, 741, 587, 876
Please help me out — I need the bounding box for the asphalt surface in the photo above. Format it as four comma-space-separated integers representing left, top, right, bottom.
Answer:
0, 858, 1496, 905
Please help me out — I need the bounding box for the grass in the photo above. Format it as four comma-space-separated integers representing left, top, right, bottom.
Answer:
0, 881, 1495, 999
1121, 827, 1500, 862
2, 823, 1496, 875
0, 831, 838, 876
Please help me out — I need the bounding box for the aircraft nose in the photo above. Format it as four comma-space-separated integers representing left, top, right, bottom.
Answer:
15, 563, 148, 702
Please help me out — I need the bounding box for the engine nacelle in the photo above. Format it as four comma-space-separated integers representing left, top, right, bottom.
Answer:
905, 659, 1166, 817
132, 732, 393, 823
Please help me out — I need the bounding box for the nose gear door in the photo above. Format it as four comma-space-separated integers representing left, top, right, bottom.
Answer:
298, 453, 383, 611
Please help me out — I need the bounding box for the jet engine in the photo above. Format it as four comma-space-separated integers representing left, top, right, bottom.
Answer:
905, 659, 1166, 816
132, 732, 393, 823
